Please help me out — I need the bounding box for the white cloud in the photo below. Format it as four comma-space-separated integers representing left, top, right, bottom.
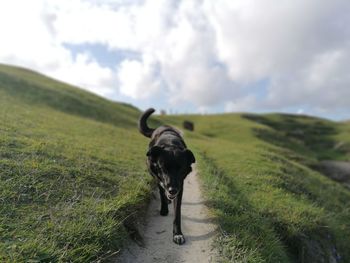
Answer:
117, 56, 162, 99
203, 0, 350, 114
0, 0, 117, 97
225, 96, 258, 113
0, 0, 350, 118
264, 48, 350, 110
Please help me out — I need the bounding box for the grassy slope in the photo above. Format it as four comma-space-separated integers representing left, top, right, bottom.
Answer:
161, 114, 350, 262
2, 63, 350, 262
0, 64, 155, 262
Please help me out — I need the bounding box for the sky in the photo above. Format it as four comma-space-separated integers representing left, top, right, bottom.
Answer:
0, 0, 350, 120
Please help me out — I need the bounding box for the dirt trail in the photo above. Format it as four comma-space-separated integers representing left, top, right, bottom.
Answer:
116, 168, 217, 263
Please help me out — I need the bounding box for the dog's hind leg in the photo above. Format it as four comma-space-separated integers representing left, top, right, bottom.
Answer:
158, 184, 169, 216
173, 188, 185, 245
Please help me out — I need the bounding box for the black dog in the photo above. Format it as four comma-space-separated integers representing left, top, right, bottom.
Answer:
138, 108, 196, 245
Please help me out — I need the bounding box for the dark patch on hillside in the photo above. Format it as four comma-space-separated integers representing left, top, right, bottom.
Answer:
242, 114, 350, 189
242, 113, 343, 160
314, 161, 350, 189
272, 222, 341, 263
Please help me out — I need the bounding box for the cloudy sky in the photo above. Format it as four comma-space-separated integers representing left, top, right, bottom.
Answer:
0, 0, 350, 119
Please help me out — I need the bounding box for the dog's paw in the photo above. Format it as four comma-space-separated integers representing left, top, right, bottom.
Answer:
173, 234, 185, 245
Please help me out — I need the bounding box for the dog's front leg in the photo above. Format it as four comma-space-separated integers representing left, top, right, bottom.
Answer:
158, 184, 169, 216
173, 187, 185, 245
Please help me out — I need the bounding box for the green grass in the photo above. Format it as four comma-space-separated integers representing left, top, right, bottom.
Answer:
0, 64, 154, 262
1, 63, 350, 262
160, 114, 350, 262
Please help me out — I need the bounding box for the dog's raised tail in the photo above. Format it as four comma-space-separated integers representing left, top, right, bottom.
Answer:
138, 108, 156, 138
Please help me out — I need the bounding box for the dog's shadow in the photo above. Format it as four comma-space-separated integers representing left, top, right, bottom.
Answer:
182, 201, 206, 206
182, 214, 215, 224
185, 228, 217, 243
181, 214, 218, 244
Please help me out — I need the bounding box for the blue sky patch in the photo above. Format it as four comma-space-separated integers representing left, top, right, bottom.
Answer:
64, 43, 141, 68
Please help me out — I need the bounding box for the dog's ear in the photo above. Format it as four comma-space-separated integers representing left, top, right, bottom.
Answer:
147, 146, 163, 159
184, 149, 196, 164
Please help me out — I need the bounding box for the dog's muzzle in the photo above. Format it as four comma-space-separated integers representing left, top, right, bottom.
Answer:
159, 181, 178, 200
167, 193, 178, 200
166, 187, 178, 200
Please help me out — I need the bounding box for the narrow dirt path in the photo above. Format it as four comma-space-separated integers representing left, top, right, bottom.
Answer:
116, 168, 217, 263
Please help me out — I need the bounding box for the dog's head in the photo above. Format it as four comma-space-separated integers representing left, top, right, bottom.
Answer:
147, 146, 195, 200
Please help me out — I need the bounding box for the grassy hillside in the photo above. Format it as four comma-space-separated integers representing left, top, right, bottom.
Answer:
1, 63, 350, 262
161, 114, 350, 262
0, 64, 155, 262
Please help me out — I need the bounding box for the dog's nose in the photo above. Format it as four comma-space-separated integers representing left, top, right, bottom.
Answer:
168, 187, 178, 195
